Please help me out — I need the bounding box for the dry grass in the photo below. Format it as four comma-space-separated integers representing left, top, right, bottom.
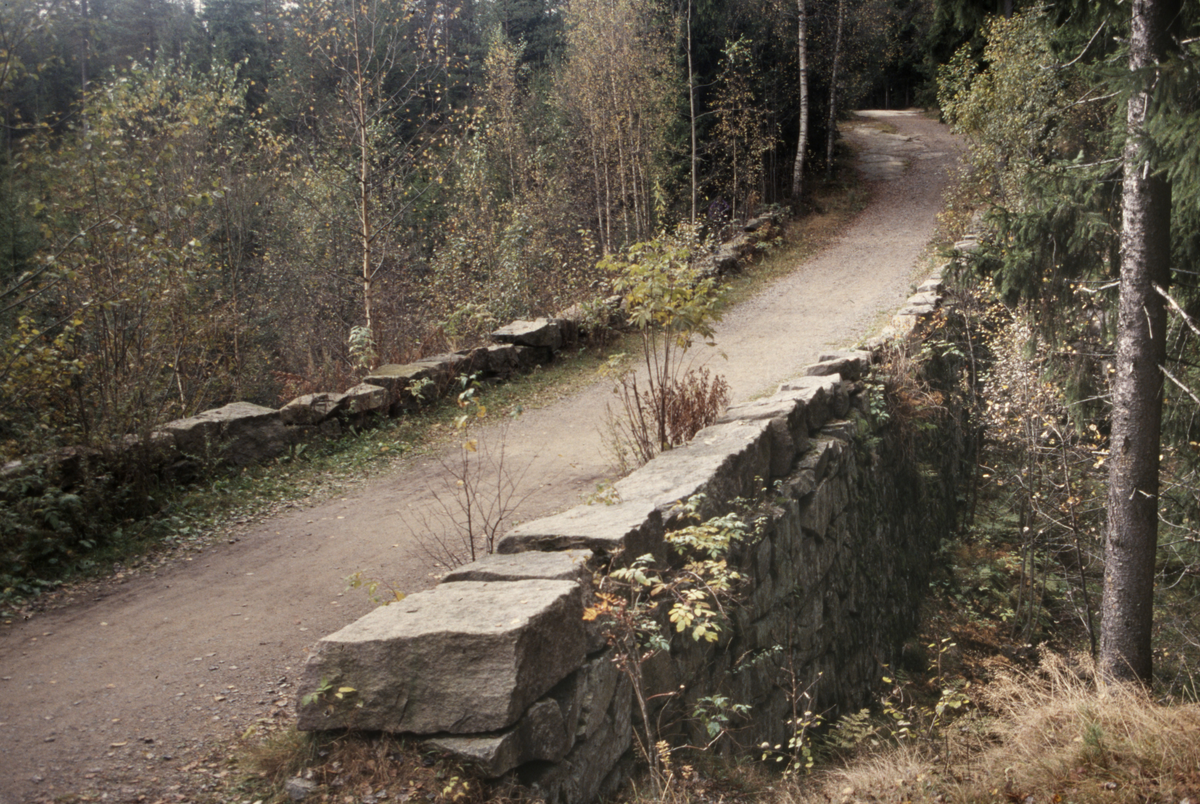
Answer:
773, 651, 1200, 804
231, 727, 500, 804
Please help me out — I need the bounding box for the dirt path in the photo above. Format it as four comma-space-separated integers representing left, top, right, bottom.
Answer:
0, 110, 962, 804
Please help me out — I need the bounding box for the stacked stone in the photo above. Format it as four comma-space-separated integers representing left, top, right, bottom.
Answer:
294, 357, 882, 801
293, 263, 962, 803
2, 219, 777, 485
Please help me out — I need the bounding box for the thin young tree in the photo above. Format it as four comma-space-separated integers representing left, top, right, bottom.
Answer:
825, 0, 845, 180
290, 0, 457, 352
559, 0, 674, 254
712, 36, 771, 221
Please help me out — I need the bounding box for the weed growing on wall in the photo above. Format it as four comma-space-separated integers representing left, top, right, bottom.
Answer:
585, 493, 750, 793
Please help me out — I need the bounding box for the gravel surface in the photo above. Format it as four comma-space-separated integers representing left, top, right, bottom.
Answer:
0, 109, 962, 804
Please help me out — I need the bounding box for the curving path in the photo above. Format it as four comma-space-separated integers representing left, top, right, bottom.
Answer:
0, 110, 962, 804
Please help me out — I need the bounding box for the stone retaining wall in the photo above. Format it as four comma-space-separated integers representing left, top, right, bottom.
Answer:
294, 267, 972, 804
1, 213, 782, 485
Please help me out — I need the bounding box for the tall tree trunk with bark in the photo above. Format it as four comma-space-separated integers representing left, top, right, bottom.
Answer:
790, 0, 808, 202
1100, 0, 1177, 684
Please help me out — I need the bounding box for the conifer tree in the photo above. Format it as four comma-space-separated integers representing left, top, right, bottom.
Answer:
1100, 0, 1180, 685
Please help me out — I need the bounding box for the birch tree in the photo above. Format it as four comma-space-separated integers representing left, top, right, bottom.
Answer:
560, 0, 674, 254
288, 0, 457, 356
790, 0, 808, 203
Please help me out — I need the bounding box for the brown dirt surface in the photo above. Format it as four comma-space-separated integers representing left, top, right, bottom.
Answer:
0, 110, 963, 804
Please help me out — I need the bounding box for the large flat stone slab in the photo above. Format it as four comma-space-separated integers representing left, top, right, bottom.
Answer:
613, 418, 775, 522
339, 382, 388, 414
491, 318, 563, 351
279, 392, 345, 426
362, 362, 445, 402
296, 580, 585, 734
718, 387, 812, 466
498, 500, 663, 559
442, 550, 594, 584
812, 350, 871, 382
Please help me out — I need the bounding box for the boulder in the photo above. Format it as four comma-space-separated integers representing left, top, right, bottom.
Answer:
916, 277, 944, 295
279, 393, 345, 426
158, 401, 293, 466
296, 579, 586, 735
728, 232, 754, 256
414, 352, 474, 381
472, 344, 520, 379
894, 303, 936, 321
513, 344, 549, 369
744, 213, 776, 233
361, 363, 443, 404
712, 245, 741, 275
812, 350, 872, 382
491, 318, 563, 351
338, 382, 388, 415
904, 291, 940, 310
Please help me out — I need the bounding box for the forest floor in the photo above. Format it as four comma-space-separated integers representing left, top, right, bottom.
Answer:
0, 109, 963, 804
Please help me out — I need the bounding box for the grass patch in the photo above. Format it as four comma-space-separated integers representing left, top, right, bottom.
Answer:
779, 652, 1200, 804
186, 725, 502, 804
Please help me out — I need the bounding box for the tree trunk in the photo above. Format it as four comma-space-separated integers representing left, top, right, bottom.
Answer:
825, 0, 844, 181
1100, 0, 1177, 684
686, 0, 697, 225
350, 5, 374, 338
790, 0, 808, 202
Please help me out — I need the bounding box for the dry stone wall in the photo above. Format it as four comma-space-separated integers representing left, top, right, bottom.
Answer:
1, 213, 782, 487
294, 267, 973, 804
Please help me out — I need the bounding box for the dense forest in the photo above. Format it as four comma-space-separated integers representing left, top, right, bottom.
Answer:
0, 0, 955, 461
